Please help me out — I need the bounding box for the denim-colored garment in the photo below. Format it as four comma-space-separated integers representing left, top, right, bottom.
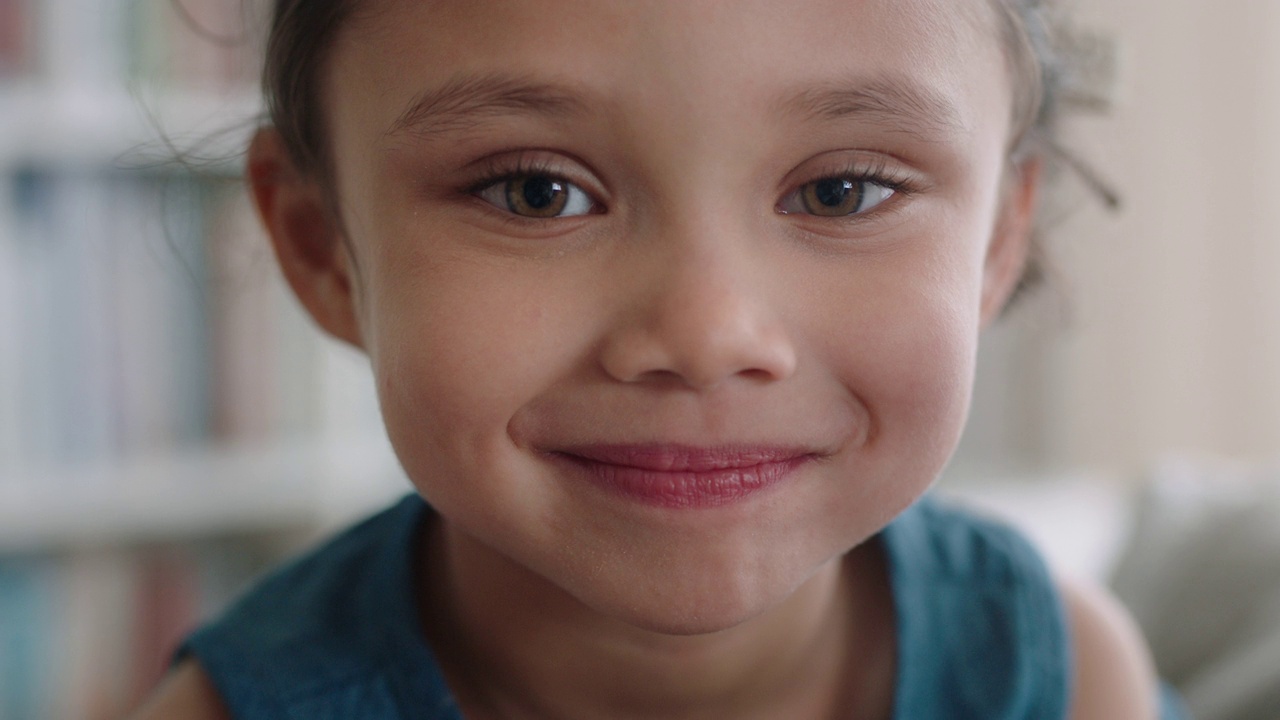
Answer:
880, 497, 1072, 718
180, 494, 1190, 719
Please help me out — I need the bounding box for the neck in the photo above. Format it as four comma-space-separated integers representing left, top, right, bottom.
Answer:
417, 520, 896, 720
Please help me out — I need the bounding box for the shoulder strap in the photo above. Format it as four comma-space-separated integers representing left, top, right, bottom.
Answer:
880, 496, 1072, 720
179, 495, 463, 720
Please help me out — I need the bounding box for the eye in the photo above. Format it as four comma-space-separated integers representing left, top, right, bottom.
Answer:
779, 176, 896, 217
476, 174, 596, 218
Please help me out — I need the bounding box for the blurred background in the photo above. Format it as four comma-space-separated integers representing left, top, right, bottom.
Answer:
961, 0, 1280, 476
2, 1, 1280, 719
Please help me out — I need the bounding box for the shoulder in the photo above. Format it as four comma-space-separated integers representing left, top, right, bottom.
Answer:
903, 499, 1160, 718
882, 498, 1075, 716
920, 500, 1161, 719
1059, 576, 1160, 720
127, 659, 232, 720
153, 496, 435, 717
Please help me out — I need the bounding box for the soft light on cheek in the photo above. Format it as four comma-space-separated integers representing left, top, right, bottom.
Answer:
861, 279, 980, 454
375, 333, 515, 445
373, 346, 534, 520
363, 265, 579, 464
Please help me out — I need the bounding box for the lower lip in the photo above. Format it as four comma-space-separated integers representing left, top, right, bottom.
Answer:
553, 450, 810, 509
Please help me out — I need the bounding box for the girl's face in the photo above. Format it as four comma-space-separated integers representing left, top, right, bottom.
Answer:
304, 0, 1031, 633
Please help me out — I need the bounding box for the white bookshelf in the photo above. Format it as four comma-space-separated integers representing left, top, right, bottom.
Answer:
0, 436, 409, 554
0, 4, 397, 715
0, 0, 388, 549
0, 84, 261, 169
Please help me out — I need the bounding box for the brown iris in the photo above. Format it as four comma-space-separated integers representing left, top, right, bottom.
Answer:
505, 175, 570, 217
801, 178, 864, 217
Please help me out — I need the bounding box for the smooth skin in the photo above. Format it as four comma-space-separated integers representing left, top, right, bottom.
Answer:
132, 0, 1158, 717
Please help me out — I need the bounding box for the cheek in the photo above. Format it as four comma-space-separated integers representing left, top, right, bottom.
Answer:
363, 261, 569, 480
887, 258, 983, 442
871, 297, 977, 453
804, 242, 983, 464
813, 275, 980, 547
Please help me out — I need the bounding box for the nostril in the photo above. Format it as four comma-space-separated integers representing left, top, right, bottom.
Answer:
739, 366, 787, 384
597, 319, 797, 390
595, 246, 797, 389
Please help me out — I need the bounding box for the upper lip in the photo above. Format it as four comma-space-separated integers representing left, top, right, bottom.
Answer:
551, 444, 818, 472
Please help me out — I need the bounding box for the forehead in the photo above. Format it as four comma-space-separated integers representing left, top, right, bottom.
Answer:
327, 0, 1010, 152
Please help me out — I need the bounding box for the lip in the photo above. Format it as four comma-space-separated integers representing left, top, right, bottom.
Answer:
549, 444, 815, 509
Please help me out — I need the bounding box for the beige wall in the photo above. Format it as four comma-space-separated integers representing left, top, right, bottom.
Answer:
957, 0, 1280, 476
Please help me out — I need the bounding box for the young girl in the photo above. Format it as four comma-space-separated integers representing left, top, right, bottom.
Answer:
133, 0, 1186, 717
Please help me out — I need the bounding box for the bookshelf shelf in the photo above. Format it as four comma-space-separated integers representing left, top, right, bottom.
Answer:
0, 84, 261, 169
0, 2, 364, 717
0, 437, 409, 553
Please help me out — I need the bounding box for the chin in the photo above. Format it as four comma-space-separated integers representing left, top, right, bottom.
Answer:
611, 607, 769, 639
616, 600, 764, 637
577, 560, 808, 638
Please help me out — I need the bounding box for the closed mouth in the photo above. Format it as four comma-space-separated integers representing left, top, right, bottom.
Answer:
549, 444, 816, 509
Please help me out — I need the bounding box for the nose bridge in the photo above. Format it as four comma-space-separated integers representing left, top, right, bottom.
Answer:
598, 211, 797, 389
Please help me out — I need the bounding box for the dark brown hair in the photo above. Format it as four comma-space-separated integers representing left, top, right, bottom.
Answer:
261, 0, 355, 177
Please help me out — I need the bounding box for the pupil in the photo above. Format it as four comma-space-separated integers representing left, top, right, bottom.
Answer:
522, 176, 560, 209
815, 178, 852, 207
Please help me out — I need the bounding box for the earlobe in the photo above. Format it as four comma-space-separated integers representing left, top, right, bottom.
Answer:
979, 158, 1042, 327
246, 129, 364, 349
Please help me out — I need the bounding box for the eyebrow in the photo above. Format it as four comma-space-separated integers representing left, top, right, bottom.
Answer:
778, 78, 966, 140
385, 72, 966, 143
385, 73, 590, 139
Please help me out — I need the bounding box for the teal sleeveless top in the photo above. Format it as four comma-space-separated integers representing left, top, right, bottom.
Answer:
179, 494, 1190, 719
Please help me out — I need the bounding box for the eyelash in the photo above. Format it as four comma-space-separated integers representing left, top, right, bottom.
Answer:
465, 157, 598, 217
466, 157, 561, 193
823, 159, 915, 196
464, 156, 916, 220
777, 159, 916, 217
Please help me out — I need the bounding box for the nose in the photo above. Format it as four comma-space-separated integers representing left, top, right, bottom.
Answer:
597, 231, 797, 390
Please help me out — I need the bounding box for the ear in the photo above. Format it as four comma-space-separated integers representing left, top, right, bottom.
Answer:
980, 157, 1042, 327
246, 129, 364, 348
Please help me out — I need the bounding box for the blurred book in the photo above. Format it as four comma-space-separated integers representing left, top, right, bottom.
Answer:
0, 0, 31, 79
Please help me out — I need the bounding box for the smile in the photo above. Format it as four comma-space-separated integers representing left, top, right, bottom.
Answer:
550, 444, 815, 509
